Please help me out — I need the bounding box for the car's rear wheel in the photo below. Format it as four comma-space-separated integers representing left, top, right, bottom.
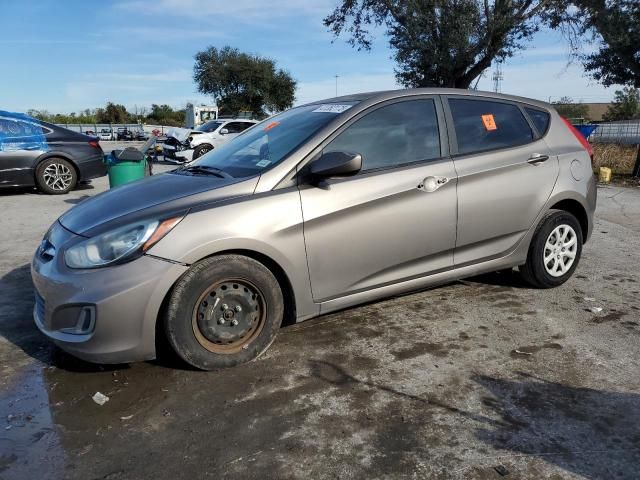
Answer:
520, 210, 583, 288
164, 255, 284, 370
35, 158, 77, 195
192, 144, 213, 160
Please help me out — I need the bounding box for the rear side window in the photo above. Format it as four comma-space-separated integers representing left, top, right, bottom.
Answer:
448, 98, 533, 155
525, 107, 551, 136
325, 99, 441, 171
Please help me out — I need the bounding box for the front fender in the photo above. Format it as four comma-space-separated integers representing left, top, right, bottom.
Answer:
146, 189, 318, 321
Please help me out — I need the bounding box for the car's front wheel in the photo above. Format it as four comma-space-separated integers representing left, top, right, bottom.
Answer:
192, 143, 213, 160
164, 255, 284, 370
520, 210, 583, 288
35, 158, 78, 195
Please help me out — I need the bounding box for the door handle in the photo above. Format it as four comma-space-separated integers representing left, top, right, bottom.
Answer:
527, 154, 549, 165
417, 176, 449, 192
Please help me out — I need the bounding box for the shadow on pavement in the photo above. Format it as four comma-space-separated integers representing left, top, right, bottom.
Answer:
310, 360, 640, 478
472, 372, 640, 479
464, 268, 531, 289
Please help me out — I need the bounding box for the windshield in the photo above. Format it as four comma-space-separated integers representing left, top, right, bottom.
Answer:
189, 103, 358, 178
197, 120, 224, 132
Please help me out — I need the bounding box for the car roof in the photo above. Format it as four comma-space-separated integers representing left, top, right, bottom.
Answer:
302, 88, 551, 110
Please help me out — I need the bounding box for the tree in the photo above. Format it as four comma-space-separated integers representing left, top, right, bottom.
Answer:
146, 104, 185, 126
552, 97, 590, 121
96, 102, 130, 123
193, 46, 296, 118
565, 0, 640, 88
324, 0, 569, 89
603, 87, 640, 121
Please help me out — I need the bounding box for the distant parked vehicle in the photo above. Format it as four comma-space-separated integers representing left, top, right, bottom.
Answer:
116, 128, 134, 141
99, 128, 114, 141
84, 130, 95, 136
0, 111, 106, 194
135, 130, 148, 141
163, 119, 257, 160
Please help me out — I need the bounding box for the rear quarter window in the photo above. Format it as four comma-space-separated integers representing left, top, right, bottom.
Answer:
448, 98, 534, 155
525, 107, 551, 136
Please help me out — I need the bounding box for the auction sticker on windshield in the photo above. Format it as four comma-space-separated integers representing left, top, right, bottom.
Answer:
312, 104, 353, 113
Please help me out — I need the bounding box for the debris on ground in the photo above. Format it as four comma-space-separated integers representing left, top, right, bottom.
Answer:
494, 465, 510, 476
120, 415, 134, 421
590, 307, 604, 314
583, 297, 596, 302
92, 392, 110, 406
511, 349, 533, 356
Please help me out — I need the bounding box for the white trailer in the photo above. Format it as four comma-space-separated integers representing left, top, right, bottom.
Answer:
185, 104, 219, 129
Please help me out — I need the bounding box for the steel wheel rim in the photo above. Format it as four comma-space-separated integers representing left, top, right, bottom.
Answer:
197, 146, 211, 157
43, 163, 73, 191
191, 278, 266, 354
544, 224, 578, 277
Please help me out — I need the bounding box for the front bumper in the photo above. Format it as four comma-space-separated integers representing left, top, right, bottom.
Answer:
31, 222, 188, 364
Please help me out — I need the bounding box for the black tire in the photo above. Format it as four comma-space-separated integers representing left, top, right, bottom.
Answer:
35, 158, 78, 195
192, 144, 213, 160
520, 210, 583, 288
164, 254, 284, 370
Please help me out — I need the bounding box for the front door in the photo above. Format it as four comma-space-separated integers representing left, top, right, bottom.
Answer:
299, 97, 458, 303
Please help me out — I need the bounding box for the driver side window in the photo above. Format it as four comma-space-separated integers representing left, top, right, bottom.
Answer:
324, 99, 441, 171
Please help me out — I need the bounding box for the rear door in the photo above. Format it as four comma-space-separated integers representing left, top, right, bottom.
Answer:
443, 96, 558, 265
299, 97, 458, 302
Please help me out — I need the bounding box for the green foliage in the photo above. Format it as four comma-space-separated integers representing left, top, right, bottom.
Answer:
566, 1, 640, 88
96, 102, 131, 123
603, 87, 640, 121
552, 97, 590, 121
146, 104, 185, 127
324, 0, 567, 89
27, 109, 99, 124
193, 46, 296, 118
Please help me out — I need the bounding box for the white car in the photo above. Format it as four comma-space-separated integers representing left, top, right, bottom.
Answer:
98, 128, 114, 141
188, 119, 258, 160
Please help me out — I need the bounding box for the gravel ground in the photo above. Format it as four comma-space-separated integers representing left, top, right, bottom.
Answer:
0, 173, 638, 480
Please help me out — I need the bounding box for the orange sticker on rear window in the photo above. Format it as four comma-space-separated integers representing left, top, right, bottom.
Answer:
263, 121, 280, 132
481, 114, 497, 131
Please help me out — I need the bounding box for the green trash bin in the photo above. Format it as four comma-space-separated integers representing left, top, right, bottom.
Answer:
105, 148, 147, 188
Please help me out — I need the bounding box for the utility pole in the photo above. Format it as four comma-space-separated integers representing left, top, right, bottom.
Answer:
492, 62, 503, 93
335, 74, 339, 97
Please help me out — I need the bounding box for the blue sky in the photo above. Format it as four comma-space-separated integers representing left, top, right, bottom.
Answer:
0, 0, 622, 114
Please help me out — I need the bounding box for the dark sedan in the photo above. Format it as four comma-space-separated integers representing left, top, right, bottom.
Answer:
0, 111, 106, 194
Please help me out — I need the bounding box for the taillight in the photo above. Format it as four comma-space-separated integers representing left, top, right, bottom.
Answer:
560, 117, 593, 159
88, 140, 100, 148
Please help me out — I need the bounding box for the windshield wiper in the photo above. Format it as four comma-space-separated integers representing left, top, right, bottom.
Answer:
178, 165, 232, 178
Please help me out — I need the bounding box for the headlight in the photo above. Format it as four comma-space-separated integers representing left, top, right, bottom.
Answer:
65, 217, 182, 269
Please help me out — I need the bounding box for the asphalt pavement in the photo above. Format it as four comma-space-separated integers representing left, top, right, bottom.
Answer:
0, 173, 638, 480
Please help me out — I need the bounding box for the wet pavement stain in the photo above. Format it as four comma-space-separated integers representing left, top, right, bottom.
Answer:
392, 342, 449, 360
592, 310, 627, 324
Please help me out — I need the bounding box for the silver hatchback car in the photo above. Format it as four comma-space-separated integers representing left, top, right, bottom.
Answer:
32, 89, 596, 370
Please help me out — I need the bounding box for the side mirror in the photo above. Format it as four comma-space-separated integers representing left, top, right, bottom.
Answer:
219, 128, 229, 135
310, 151, 362, 180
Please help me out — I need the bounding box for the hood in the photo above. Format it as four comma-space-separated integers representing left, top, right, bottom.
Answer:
166, 127, 198, 142
59, 172, 258, 236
